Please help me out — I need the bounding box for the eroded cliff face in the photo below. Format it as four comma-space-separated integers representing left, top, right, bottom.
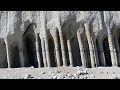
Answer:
0, 11, 119, 40
0, 11, 120, 68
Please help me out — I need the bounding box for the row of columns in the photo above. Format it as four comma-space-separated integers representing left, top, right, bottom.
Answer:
76, 23, 119, 68
35, 29, 74, 68
4, 25, 119, 68
76, 23, 98, 68
5, 37, 25, 68
107, 27, 118, 66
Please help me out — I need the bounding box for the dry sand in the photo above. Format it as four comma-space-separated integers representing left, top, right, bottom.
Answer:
0, 66, 120, 79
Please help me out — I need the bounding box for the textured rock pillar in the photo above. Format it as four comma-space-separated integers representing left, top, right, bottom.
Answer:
77, 31, 86, 67
84, 23, 96, 68
58, 29, 67, 66
41, 38, 47, 67
44, 35, 51, 67
54, 30, 61, 67
35, 34, 41, 68
107, 27, 118, 66
41, 11, 51, 67
5, 38, 11, 68
92, 37, 99, 67
66, 33, 73, 67
18, 39, 25, 67
98, 39, 106, 66
56, 11, 67, 66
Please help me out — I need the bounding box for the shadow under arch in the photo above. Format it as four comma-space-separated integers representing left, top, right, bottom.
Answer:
84, 39, 91, 68
10, 43, 21, 68
0, 39, 7, 68
48, 37, 56, 67
103, 37, 112, 67
23, 23, 38, 68
71, 36, 81, 67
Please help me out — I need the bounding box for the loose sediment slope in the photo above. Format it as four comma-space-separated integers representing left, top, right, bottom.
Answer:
0, 67, 120, 79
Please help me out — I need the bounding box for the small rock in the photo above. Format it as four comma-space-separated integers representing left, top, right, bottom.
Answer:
83, 70, 88, 74
64, 76, 71, 79
110, 74, 118, 79
73, 73, 79, 79
76, 71, 81, 75
24, 73, 31, 79
41, 72, 46, 74
54, 70, 61, 73
66, 73, 73, 77
83, 76, 87, 79
106, 72, 109, 74
30, 66, 34, 69
53, 76, 57, 79
71, 76, 75, 79
57, 74, 64, 79
79, 76, 84, 79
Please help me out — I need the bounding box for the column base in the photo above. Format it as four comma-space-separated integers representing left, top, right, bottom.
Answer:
69, 65, 73, 67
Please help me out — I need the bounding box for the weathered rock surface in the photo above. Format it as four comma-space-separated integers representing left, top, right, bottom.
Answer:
0, 67, 119, 79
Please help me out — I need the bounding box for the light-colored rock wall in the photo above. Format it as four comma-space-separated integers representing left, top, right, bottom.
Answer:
0, 11, 120, 68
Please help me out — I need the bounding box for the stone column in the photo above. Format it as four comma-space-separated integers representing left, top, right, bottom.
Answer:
92, 36, 99, 67
35, 34, 41, 68
44, 36, 51, 67
59, 31, 67, 66
84, 23, 96, 68
57, 26, 67, 66
41, 38, 47, 67
5, 38, 11, 68
18, 39, 25, 67
77, 31, 86, 67
55, 11, 67, 66
66, 33, 73, 67
98, 39, 106, 66
53, 31, 61, 67
41, 11, 51, 67
107, 27, 118, 66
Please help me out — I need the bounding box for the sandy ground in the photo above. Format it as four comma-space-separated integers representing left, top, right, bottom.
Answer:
0, 66, 120, 79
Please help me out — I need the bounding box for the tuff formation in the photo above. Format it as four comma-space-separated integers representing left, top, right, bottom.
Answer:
0, 11, 120, 68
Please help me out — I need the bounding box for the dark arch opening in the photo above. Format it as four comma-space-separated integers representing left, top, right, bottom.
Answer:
96, 39, 102, 66
84, 40, 91, 68
0, 42, 8, 68
48, 38, 56, 67
71, 37, 81, 67
25, 37, 38, 68
103, 37, 112, 66
10, 45, 20, 68
23, 23, 38, 68
119, 37, 120, 48
64, 36, 70, 66
38, 35, 44, 67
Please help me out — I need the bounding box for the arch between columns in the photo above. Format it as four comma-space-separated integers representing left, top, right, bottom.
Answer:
103, 37, 112, 67
48, 38, 56, 67
22, 24, 38, 68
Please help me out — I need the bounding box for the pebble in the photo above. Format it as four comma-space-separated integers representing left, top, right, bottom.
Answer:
71, 76, 75, 79
64, 76, 71, 79
42, 72, 46, 74
57, 74, 64, 79
24, 73, 31, 79
66, 73, 73, 77
53, 76, 57, 79
54, 70, 61, 73
30, 66, 34, 69
83, 70, 88, 74
76, 71, 81, 75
